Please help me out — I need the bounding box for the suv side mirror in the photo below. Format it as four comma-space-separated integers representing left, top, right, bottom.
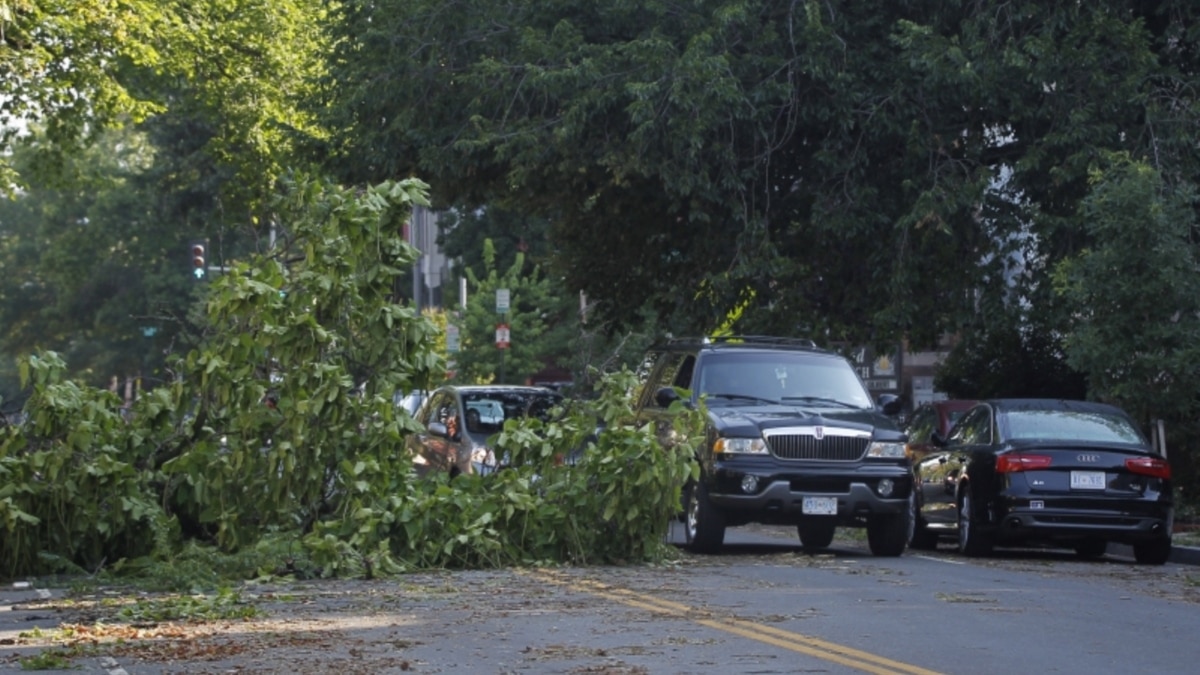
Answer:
877, 394, 902, 416
654, 386, 681, 408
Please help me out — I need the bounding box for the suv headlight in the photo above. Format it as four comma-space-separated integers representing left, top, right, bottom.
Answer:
866, 441, 906, 459
714, 437, 768, 455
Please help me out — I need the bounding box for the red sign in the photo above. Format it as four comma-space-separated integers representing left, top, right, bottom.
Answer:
495, 323, 511, 349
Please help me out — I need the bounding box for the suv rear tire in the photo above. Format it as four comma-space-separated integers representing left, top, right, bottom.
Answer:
685, 481, 726, 553
867, 511, 909, 557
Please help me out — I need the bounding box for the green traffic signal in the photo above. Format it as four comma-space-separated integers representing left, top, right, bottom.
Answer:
190, 240, 207, 281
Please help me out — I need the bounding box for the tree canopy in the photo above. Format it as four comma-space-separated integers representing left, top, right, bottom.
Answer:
319, 1, 1200, 347
1, 0, 330, 210
5, 0, 1200, 562
1, 0, 333, 402
450, 239, 576, 385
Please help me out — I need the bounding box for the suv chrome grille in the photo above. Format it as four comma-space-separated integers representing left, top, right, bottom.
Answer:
765, 428, 870, 461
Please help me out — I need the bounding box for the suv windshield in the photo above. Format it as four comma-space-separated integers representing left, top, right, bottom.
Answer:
697, 352, 873, 409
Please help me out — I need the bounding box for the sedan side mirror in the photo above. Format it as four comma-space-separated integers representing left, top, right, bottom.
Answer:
877, 394, 902, 416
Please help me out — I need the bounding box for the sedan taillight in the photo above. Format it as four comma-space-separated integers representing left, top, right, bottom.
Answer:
996, 453, 1053, 473
1125, 456, 1171, 479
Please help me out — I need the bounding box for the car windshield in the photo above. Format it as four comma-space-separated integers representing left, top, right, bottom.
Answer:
1003, 409, 1146, 444
461, 390, 563, 436
697, 352, 873, 409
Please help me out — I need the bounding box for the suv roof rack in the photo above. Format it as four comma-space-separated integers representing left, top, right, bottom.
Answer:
662, 335, 819, 349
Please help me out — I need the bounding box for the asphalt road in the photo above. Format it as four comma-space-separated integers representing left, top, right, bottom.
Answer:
3, 524, 1198, 674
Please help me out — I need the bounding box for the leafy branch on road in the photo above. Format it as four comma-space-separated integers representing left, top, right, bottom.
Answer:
0, 176, 705, 585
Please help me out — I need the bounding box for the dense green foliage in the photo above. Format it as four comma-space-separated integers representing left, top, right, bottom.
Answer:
6, 0, 1200, 572
1, 0, 333, 406
0, 353, 164, 576
449, 239, 574, 385
1054, 155, 1200, 425
0, 178, 702, 579
0, 127, 206, 405
307, 369, 700, 575
319, 0, 1200, 494
1052, 154, 1200, 488
159, 175, 442, 550
1, 0, 329, 201
318, 1, 1200, 345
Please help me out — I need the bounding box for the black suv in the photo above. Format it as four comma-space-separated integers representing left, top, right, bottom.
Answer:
635, 336, 912, 556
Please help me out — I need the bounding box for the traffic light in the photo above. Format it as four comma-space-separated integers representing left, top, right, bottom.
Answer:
189, 239, 208, 281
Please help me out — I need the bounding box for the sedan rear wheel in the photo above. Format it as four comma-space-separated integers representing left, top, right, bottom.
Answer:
1133, 537, 1172, 565
1074, 538, 1107, 559
910, 491, 938, 551
957, 490, 993, 557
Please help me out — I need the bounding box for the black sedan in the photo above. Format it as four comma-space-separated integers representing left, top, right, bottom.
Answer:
910, 399, 1173, 564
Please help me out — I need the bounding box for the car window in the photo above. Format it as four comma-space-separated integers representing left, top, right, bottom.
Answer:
466, 399, 504, 423
947, 406, 990, 445
417, 391, 447, 426
635, 350, 663, 382
671, 355, 697, 389
1002, 409, 1146, 444
461, 390, 562, 435
643, 353, 693, 409
945, 409, 968, 430
906, 406, 934, 443
433, 394, 460, 435
395, 390, 427, 416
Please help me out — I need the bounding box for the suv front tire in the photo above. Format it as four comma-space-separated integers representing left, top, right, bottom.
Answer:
685, 481, 727, 553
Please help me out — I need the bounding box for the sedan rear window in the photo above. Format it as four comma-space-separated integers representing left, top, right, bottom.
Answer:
1004, 410, 1145, 444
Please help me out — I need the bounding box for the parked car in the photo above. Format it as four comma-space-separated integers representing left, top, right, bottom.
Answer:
910, 398, 1173, 564
905, 399, 977, 455
634, 336, 912, 556
904, 400, 978, 514
407, 385, 565, 477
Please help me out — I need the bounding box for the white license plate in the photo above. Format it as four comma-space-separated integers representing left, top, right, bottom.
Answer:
802, 496, 838, 515
1070, 471, 1106, 490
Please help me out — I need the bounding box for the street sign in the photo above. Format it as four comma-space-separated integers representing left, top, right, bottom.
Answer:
495, 323, 510, 349
446, 324, 460, 353
496, 288, 510, 313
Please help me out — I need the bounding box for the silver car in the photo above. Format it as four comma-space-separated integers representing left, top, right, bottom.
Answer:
408, 385, 564, 477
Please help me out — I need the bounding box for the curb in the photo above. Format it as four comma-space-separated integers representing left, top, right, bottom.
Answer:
1168, 544, 1200, 566
1108, 543, 1200, 566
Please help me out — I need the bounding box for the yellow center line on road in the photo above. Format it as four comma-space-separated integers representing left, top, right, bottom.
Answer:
527, 569, 942, 675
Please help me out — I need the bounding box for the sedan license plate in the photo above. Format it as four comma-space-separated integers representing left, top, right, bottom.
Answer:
1070, 471, 1106, 490
802, 496, 837, 515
